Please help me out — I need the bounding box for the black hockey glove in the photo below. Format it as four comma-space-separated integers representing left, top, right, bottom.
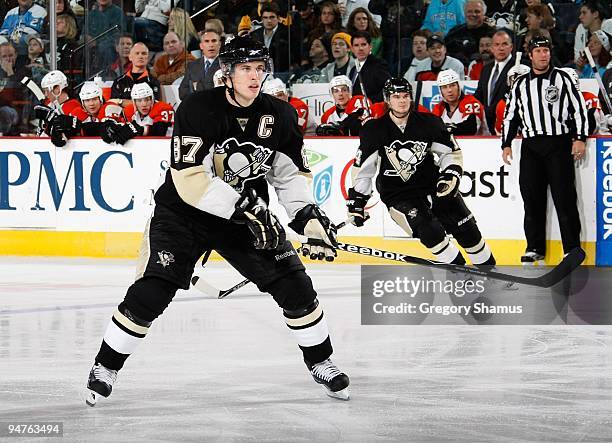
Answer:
288, 204, 338, 261
114, 121, 145, 145
49, 113, 81, 136
231, 188, 286, 251
338, 108, 365, 135
444, 122, 458, 134
101, 120, 120, 144
436, 168, 462, 198
346, 188, 369, 227
315, 122, 342, 136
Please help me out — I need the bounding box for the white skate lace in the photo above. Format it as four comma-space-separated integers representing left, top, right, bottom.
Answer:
93, 364, 117, 386
311, 359, 342, 382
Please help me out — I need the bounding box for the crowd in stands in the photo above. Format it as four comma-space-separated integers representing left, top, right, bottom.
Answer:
0, 0, 611, 137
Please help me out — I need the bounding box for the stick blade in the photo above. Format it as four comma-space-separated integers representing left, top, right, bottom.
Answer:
538, 247, 586, 288
190, 275, 221, 297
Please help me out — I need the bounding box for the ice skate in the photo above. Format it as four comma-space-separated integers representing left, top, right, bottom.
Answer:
521, 251, 545, 266
308, 358, 350, 400
86, 363, 117, 407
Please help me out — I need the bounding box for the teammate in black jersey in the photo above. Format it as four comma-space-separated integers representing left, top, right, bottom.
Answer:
85, 36, 350, 406
347, 77, 497, 267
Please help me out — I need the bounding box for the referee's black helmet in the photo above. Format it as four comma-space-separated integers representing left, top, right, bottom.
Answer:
528, 35, 552, 53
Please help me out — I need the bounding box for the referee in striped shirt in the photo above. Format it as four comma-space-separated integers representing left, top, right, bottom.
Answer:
501, 35, 587, 264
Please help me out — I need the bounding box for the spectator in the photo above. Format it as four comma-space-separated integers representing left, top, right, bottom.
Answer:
575, 1, 608, 63
111, 42, 161, 104
293, 0, 318, 63
444, 0, 494, 66
18, 34, 48, 83
152, 31, 196, 85
0, 0, 46, 53
576, 30, 611, 79
169, 8, 200, 53
348, 31, 390, 102
293, 36, 331, 83
250, 2, 298, 77
474, 29, 514, 135
346, 7, 382, 58
467, 34, 493, 80
403, 29, 432, 82
134, 0, 171, 52
106, 34, 134, 80
204, 18, 225, 37
56, 14, 82, 86
369, 0, 426, 76
86, 0, 127, 66
42, 0, 79, 41
488, 0, 521, 31
319, 32, 355, 82
421, 0, 466, 37
413, 34, 465, 81
307, 1, 343, 44
179, 29, 221, 99
522, 4, 568, 64
338, 0, 381, 28
262, 77, 309, 133
0, 41, 31, 134
432, 69, 487, 135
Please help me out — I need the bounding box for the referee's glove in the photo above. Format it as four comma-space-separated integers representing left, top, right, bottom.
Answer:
231, 189, 286, 251
436, 168, 462, 198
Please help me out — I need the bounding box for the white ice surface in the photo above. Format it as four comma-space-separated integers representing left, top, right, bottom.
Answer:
1, 257, 612, 442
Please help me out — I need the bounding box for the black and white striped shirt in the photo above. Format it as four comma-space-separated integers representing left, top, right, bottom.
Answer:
502, 67, 588, 147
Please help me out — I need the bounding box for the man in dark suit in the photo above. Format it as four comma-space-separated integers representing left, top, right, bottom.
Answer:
178, 30, 222, 100
348, 31, 391, 103
474, 29, 514, 134
250, 2, 298, 77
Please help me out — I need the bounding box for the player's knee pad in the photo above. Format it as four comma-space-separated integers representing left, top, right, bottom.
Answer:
123, 276, 179, 322
452, 219, 495, 266
267, 270, 317, 311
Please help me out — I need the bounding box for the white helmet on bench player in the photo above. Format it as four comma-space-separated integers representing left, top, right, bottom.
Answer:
131, 83, 154, 100
262, 77, 287, 96
559, 67, 580, 89
329, 75, 352, 95
41, 70, 68, 92
506, 64, 530, 87
79, 82, 103, 102
436, 69, 460, 87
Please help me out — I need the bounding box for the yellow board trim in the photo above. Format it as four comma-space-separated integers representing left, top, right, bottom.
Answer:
0, 231, 596, 266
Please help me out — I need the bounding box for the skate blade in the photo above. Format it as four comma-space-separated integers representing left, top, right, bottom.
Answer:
85, 390, 99, 407
323, 386, 350, 401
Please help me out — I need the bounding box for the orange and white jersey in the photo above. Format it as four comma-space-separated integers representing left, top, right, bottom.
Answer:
582, 91, 605, 134
69, 102, 125, 124
289, 96, 308, 133
321, 95, 385, 125
321, 105, 348, 124
432, 94, 487, 135
495, 98, 506, 136
125, 101, 174, 125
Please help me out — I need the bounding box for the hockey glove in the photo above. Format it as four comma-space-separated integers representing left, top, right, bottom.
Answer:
436, 168, 462, 198
315, 122, 342, 136
288, 204, 338, 261
232, 188, 286, 251
346, 188, 369, 227
49, 113, 81, 136
101, 120, 120, 144
114, 122, 145, 145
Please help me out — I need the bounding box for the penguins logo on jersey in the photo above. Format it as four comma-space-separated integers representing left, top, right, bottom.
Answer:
213, 138, 274, 192
383, 140, 428, 182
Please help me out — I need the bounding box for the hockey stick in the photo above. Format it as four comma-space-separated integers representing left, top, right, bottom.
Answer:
330, 242, 585, 288
21, 76, 45, 102
584, 47, 612, 113
191, 220, 353, 298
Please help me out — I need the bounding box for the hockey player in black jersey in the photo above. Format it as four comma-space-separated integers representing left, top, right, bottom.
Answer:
85, 36, 349, 406
347, 77, 497, 267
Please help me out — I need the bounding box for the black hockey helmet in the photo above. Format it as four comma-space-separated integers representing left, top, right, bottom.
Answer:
528, 35, 552, 53
383, 77, 413, 102
219, 35, 273, 75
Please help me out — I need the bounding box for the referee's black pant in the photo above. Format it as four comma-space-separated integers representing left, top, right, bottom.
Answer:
518, 134, 581, 255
